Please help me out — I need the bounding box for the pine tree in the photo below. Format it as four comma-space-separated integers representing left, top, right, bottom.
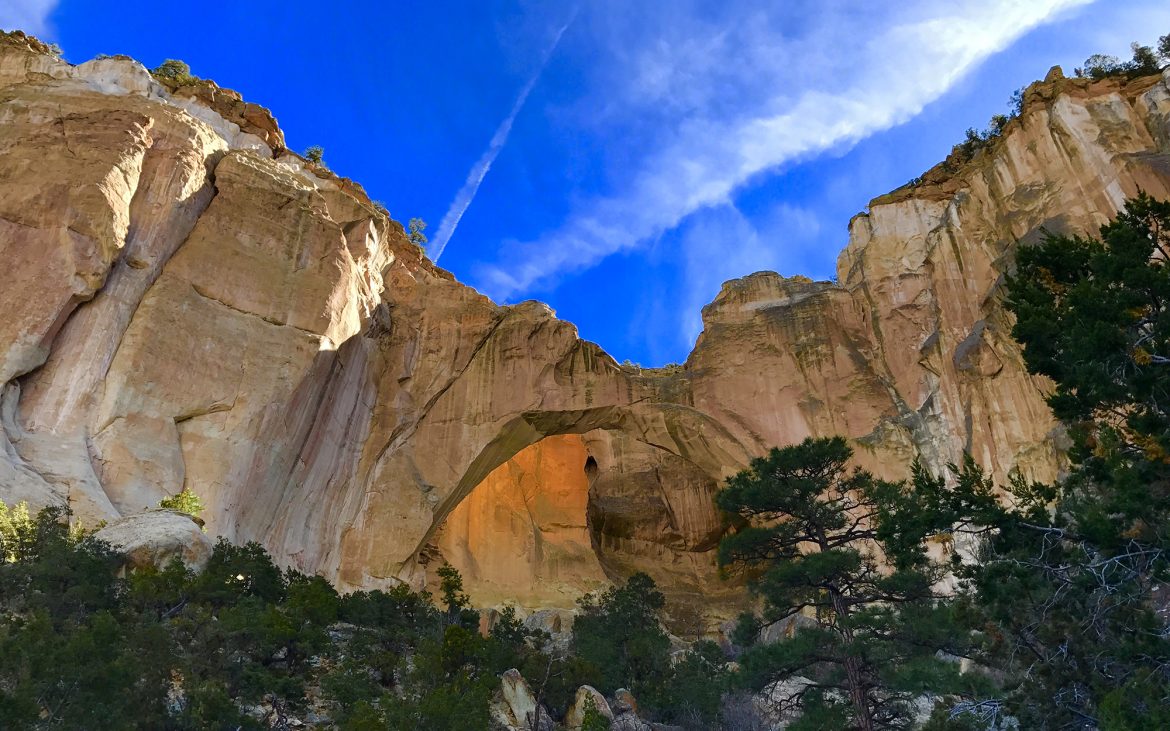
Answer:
571, 572, 671, 697
408, 217, 428, 247
717, 437, 981, 730
1007, 193, 1170, 547
965, 193, 1170, 727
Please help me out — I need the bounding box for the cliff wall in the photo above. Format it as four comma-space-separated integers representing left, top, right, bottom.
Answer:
2, 33, 1169, 618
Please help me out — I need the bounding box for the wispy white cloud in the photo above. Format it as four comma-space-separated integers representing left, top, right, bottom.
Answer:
0, 0, 59, 38
428, 12, 576, 262
473, 0, 1093, 301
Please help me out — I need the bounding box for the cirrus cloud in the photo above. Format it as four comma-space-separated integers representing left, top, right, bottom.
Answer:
471, 0, 1094, 302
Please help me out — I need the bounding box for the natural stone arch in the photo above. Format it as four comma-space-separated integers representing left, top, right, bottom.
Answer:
394, 402, 752, 589
322, 288, 757, 594
431, 402, 752, 547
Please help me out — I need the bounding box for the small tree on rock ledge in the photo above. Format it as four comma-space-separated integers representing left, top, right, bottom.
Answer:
158, 488, 204, 519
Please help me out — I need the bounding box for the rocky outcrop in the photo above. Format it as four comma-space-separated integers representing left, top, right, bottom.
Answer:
610, 689, 654, 731
2, 32, 1169, 620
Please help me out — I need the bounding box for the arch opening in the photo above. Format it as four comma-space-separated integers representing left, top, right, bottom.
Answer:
426, 417, 750, 622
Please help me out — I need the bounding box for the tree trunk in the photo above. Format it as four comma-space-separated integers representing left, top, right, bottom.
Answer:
529, 656, 556, 731
830, 588, 874, 731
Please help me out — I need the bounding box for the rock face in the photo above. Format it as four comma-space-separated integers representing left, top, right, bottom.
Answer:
434, 434, 610, 607
2, 33, 1170, 619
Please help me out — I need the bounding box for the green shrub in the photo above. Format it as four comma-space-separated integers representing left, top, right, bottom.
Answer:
150, 58, 197, 85
158, 488, 204, 518
581, 694, 612, 730
407, 217, 428, 247
303, 145, 325, 165
0, 500, 32, 562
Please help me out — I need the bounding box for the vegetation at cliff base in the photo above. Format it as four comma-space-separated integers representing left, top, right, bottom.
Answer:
0, 507, 525, 729
0, 501, 728, 729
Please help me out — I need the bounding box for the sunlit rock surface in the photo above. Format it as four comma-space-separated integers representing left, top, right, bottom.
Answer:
433, 434, 609, 607
2, 30, 1169, 620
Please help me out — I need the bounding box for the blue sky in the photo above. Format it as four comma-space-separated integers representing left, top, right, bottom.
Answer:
6, 1, 1169, 365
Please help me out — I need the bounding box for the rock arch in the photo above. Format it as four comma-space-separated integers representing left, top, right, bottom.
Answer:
331, 336, 755, 593
435, 402, 751, 545
418, 404, 753, 607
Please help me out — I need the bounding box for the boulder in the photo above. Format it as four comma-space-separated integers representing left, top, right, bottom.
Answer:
490, 668, 553, 731
564, 685, 614, 729
94, 509, 212, 571
611, 688, 653, 731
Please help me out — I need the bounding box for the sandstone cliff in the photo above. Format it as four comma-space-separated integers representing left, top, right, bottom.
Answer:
2, 31, 1169, 621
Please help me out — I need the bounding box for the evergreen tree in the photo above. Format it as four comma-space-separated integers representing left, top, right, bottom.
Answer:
407, 217, 428, 247
436, 563, 478, 629
1007, 193, 1170, 548
571, 572, 672, 698
717, 437, 983, 730
303, 145, 325, 165
965, 193, 1170, 727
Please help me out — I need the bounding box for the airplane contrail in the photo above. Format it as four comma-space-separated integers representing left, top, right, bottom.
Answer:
428, 11, 576, 262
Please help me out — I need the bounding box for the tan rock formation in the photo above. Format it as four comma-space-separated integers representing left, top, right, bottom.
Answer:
610, 689, 653, 731
1, 33, 1168, 619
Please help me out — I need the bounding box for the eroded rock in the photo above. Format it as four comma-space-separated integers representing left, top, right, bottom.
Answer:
490, 668, 554, 731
